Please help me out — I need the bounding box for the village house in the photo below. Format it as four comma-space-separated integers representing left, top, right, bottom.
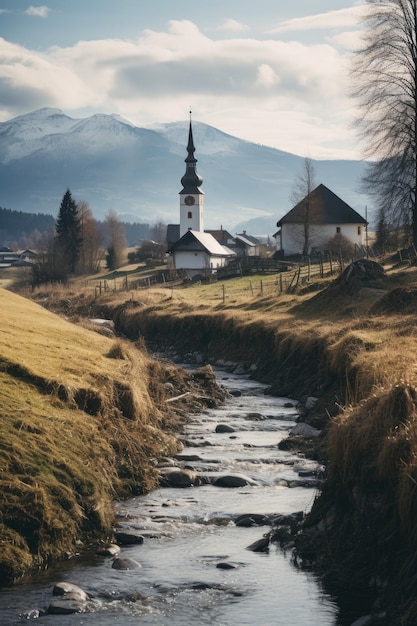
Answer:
0, 246, 37, 268
274, 183, 367, 257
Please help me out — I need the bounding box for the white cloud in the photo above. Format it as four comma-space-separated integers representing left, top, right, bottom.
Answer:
217, 19, 249, 33
0, 19, 361, 159
25, 6, 50, 18
256, 64, 279, 87
268, 6, 367, 34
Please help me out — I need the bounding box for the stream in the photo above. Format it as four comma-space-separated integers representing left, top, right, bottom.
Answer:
0, 366, 344, 625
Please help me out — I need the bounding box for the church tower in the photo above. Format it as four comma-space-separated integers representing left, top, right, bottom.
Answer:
179, 112, 204, 237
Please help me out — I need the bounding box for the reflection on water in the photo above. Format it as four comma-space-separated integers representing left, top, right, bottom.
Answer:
0, 367, 340, 626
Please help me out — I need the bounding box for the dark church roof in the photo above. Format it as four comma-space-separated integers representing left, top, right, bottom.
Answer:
277, 184, 367, 227
180, 117, 204, 195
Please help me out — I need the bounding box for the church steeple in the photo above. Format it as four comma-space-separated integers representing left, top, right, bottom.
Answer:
179, 111, 205, 236
180, 111, 203, 194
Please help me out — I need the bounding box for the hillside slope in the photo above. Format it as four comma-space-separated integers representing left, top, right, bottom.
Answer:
0, 288, 225, 584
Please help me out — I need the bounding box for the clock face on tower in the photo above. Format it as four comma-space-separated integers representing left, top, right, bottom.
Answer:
184, 195, 195, 206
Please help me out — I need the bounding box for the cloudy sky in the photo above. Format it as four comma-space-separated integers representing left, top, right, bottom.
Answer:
0, 0, 367, 159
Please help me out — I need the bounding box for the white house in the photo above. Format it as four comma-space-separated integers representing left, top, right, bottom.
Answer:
275, 184, 367, 257
167, 114, 233, 276
168, 229, 235, 275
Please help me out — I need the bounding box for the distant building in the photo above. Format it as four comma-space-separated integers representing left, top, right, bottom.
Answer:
275, 184, 367, 257
0, 246, 36, 268
234, 232, 260, 257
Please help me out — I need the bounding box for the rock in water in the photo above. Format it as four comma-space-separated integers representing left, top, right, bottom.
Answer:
48, 599, 87, 615
114, 531, 144, 545
96, 543, 121, 556
246, 535, 270, 552
158, 467, 197, 488
215, 424, 235, 433
52, 582, 88, 601
112, 557, 141, 570
213, 474, 257, 488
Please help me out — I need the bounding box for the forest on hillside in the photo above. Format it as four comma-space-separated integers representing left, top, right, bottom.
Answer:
0, 207, 151, 248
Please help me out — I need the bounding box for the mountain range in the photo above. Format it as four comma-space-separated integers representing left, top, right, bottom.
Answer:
0, 108, 371, 236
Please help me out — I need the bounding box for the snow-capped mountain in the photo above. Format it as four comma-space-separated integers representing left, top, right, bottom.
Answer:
0, 108, 370, 234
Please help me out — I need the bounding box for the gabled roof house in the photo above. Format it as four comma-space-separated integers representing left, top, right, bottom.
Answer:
168, 229, 235, 275
275, 183, 367, 257
234, 232, 260, 256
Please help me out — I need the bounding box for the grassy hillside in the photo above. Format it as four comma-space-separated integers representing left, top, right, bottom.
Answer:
0, 288, 224, 585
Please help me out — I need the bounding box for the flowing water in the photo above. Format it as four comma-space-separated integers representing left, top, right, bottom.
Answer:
0, 367, 343, 625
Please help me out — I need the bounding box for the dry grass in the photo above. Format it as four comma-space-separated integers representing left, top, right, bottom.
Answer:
0, 288, 184, 584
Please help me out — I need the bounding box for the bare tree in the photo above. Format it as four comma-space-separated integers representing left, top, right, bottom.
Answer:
291, 157, 318, 255
352, 0, 417, 247
149, 221, 167, 244
77, 201, 105, 274
105, 210, 127, 270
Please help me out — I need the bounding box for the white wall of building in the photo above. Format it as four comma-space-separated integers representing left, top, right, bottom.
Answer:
173, 251, 226, 272
280, 223, 366, 256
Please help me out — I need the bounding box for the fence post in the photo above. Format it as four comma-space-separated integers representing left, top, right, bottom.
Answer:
318, 252, 323, 278
222, 284, 226, 303
279, 273, 283, 294
288, 269, 298, 291
249, 280, 254, 296
260, 280, 263, 296
295, 266, 301, 287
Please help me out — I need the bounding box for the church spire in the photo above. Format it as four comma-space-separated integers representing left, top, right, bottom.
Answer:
180, 110, 203, 193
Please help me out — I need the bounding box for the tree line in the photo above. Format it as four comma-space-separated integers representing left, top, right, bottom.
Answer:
31, 189, 166, 285
0, 207, 55, 250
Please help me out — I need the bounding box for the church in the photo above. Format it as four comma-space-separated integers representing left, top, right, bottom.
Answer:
166, 115, 238, 277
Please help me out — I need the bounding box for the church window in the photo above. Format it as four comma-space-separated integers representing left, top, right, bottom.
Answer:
188, 211, 192, 219
358, 226, 361, 235
336, 226, 341, 234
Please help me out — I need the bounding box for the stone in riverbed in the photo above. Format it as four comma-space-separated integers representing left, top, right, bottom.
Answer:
96, 543, 121, 557
215, 424, 235, 433
48, 599, 87, 614
290, 422, 322, 438
52, 582, 88, 601
49, 582, 89, 615
216, 562, 237, 569
246, 535, 271, 552
114, 531, 144, 545
213, 473, 257, 488
112, 557, 141, 570
158, 467, 197, 488
235, 513, 271, 527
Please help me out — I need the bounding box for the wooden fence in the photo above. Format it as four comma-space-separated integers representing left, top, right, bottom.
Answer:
91, 246, 386, 302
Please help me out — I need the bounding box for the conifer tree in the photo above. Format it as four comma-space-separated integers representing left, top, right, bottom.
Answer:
55, 189, 82, 273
